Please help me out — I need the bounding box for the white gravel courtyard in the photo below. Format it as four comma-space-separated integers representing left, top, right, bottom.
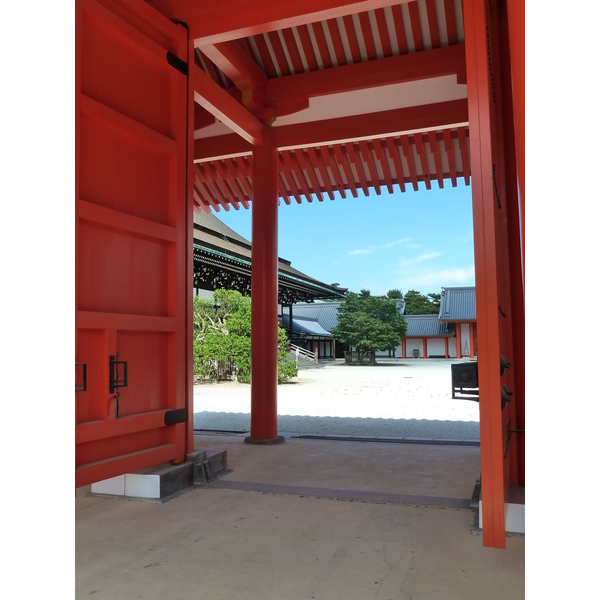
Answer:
193, 358, 480, 441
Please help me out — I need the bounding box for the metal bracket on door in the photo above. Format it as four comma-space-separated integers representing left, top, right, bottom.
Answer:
109, 354, 128, 418
75, 363, 87, 393
109, 355, 128, 393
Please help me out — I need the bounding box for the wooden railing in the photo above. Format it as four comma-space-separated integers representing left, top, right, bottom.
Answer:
289, 343, 318, 364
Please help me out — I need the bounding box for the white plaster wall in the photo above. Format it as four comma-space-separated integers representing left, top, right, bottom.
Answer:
427, 338, 446, 357
461, 323, 470, 356
405, 339, 424, 358
448, 339, 457, 358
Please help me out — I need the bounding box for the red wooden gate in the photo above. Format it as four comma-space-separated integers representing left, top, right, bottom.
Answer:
75, 0, 191, 488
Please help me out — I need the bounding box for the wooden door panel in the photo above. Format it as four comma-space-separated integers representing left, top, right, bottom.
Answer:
76, 0, 189, 488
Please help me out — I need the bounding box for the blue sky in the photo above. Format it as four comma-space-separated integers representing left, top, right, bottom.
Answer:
214, 181, 475, 297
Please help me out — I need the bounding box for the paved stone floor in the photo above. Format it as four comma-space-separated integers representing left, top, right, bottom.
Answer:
76, 434, 524, 600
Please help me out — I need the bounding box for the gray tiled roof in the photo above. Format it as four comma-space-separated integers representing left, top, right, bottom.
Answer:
438, 287, 476, 322
281, 315, 332, 337
405, 315, 454, 337
288, 302, 342, 332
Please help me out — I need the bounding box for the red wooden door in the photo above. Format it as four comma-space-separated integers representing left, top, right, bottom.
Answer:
75, 0, 191, 488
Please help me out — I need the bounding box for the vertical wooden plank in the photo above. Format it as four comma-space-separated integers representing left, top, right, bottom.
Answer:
463, 0, 506, 548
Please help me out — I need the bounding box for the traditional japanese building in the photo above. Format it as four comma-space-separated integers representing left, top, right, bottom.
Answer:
75, 0, 524, 547
193, 211, 346, 305
290, 287, 477, 360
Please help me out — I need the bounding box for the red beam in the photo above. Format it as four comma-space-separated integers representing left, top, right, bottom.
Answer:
267, 30, 291, 76
414, 133, 431, 190
408, 2, 424, 52
267, 44, 466, 104
318, 146, 347, 198
358, 11, 377, 61
384, 137, 406, 192
374, 8, 391, 57
281, 28, 304, 74
358, 140, 381, 194
195, 134, 252, 162
158, 0, 414, 45
399, 136, 419, 191
200, 40, 268, 90
193, 62, 265, 144
296, 25, 319, 71
346, 142, 371, 196
314, 21, 334, 68
279, 155, 304, 203
295, 149, 324, 201
444, 0, 458, 46
252, 33, 278, 78
274, 99, 469, 149
443, 128, 458, 186
342, 14, 362, 63
426, 0, 441, 49
307, 147, 337, 200
428, 130, 445, 189
391, 5, 408, 54
333, 144, 359, 197
371, 138, 394, 193
325, 19, 345, 67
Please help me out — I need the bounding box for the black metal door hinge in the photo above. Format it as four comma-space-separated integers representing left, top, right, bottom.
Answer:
164, 408, 186, 426
167, 51, 188, 76
109, 355, 128, 393
75, 363, 87, 393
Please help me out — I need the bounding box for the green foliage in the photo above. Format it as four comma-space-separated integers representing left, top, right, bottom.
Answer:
331, 290, 408, 362
277, 326, 298, 383
404, 290, 441, 315
193, 289, 297, 383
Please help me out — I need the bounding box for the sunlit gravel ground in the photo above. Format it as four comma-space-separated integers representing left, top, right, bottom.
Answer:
193, 358, 480, 441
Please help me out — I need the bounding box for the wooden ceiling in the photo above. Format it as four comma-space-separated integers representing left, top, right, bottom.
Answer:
147, 0, 471, 212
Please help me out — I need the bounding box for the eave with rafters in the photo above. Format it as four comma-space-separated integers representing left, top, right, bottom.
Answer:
148, 0, 471, 212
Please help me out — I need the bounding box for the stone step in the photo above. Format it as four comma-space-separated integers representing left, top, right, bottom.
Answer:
90, 449, 228, 501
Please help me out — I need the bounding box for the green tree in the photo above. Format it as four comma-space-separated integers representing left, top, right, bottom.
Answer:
331, 290, 408, 363
193, 289, 297, 383
404, 290, 441, 315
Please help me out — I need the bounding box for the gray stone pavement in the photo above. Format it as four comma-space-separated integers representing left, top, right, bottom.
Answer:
76, 434, 524, 600
193, 358, 480, 441
76, 358, 525, 599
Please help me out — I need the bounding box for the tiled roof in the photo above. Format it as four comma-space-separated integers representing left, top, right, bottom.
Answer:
438, 287, 476, 322
281, 315, 332, 337
288, 302, 342, 333
193, 212, 346, 303
405, 315, 454, 338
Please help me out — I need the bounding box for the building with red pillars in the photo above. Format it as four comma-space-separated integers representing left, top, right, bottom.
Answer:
76, 0, 524, 548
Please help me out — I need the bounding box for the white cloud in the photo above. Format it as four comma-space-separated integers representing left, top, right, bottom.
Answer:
335, 237, 413, 263
398, 251, 443, 267
403, 266, 475, 288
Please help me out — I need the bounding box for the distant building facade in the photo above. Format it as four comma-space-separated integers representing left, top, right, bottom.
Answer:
288, 287, 477, 360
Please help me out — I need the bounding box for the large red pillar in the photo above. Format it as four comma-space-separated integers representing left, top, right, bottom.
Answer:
246, 128, 283, 444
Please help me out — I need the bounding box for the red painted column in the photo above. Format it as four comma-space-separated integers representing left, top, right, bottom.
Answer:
445, 337, 449, 359
506, 0, 525, 289
464, 0, 506, 548
455, 323, 462, 358
423, 338, 428, 359
246, 127, 283, 444
402, 338, 406, 359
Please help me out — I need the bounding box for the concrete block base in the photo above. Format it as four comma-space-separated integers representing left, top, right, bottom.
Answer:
90, 449, 228, 500
474, 483, 525, 535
